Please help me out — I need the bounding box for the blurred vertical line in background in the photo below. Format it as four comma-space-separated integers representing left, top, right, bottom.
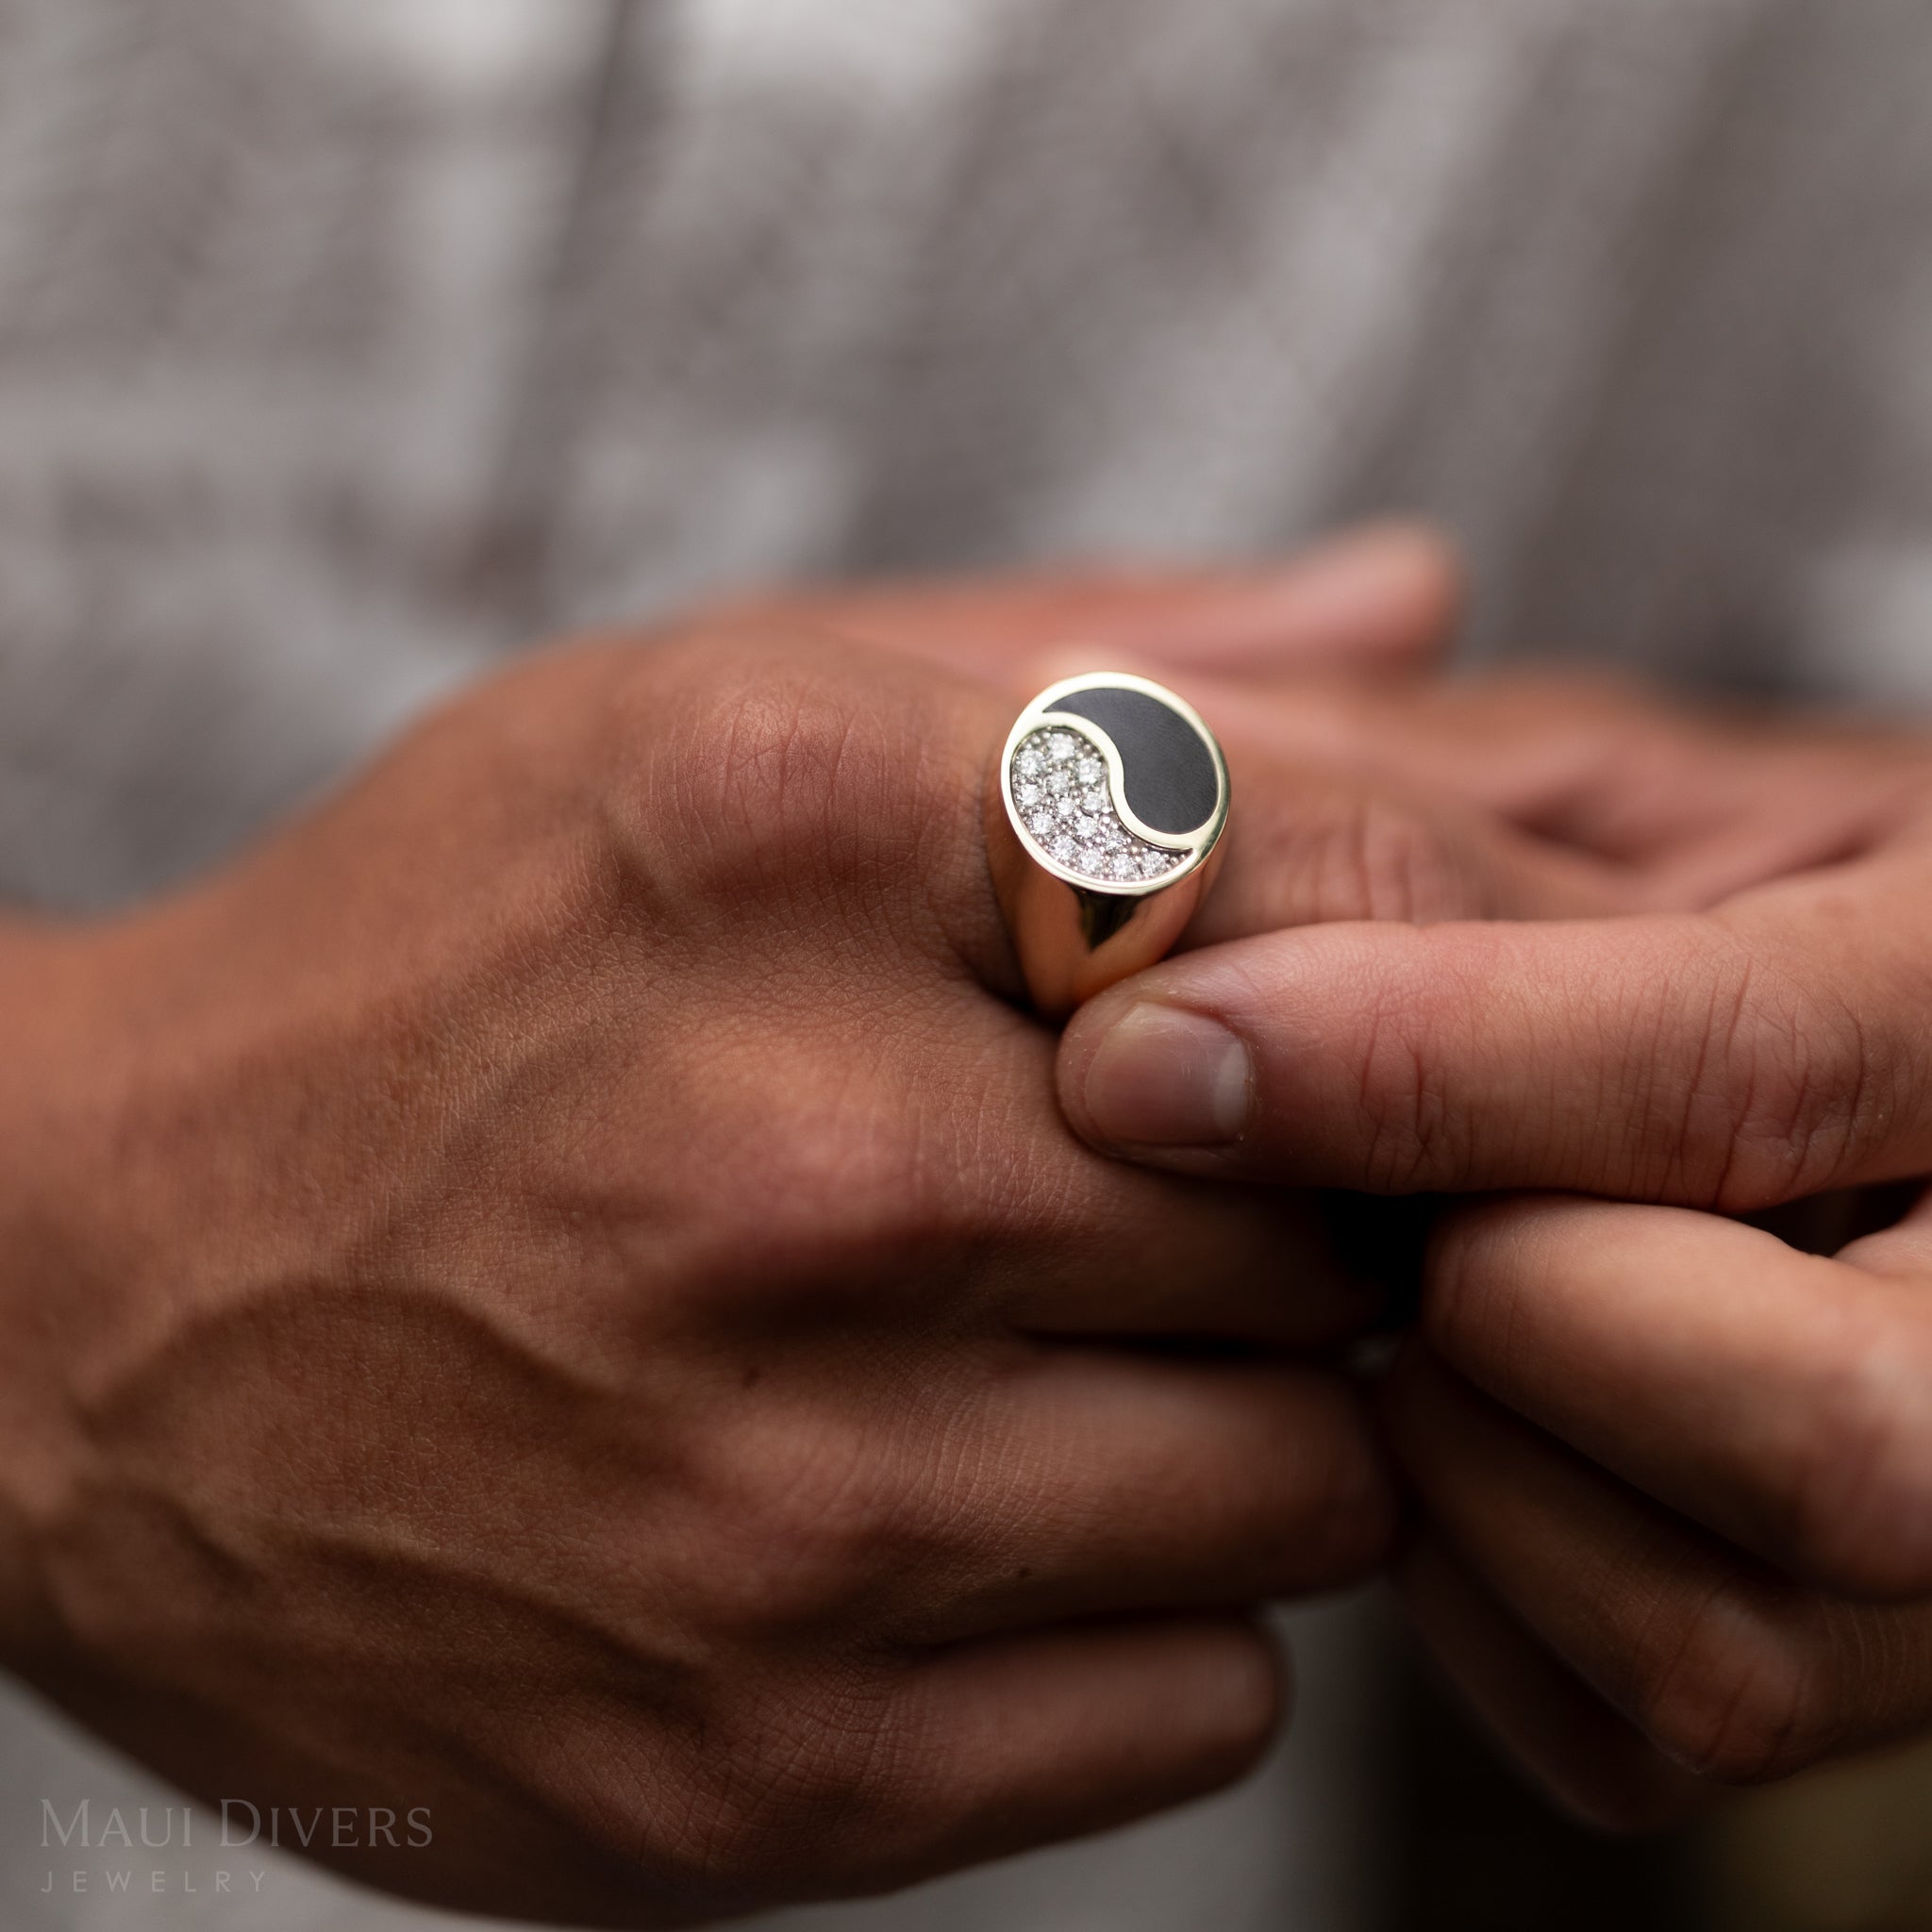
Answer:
472, 0, 664, 635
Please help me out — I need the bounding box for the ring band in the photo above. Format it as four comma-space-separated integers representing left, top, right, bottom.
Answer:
988, 673, 1230, 1018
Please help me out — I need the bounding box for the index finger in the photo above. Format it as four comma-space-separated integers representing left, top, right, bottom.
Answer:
712, 525, 1460, 682
1422, 1194, 1932, 1597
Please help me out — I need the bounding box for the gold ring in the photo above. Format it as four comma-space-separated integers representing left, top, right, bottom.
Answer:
988, 673, 1229, 1018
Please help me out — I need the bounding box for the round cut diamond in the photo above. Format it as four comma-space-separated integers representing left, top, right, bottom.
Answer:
1010, 723, 1193, 886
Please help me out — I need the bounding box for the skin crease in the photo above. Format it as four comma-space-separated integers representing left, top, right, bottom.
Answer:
1056, 674, 1932, 1830
0, 541, 1674, 1926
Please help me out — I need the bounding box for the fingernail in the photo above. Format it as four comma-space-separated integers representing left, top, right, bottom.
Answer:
1076, 1004, 1252, 1148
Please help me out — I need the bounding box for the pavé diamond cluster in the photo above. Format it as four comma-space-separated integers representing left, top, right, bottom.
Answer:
1008, 726, 1184, 886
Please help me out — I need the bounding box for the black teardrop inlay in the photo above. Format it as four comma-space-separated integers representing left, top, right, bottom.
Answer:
1050, 689, 1220, 836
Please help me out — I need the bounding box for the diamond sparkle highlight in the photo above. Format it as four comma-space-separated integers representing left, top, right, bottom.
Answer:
1008, 726, 1185, 886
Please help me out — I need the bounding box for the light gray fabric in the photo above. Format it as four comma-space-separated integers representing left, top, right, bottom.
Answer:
4, 2, 1932, 1925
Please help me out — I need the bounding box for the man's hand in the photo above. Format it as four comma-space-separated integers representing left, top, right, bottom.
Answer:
0, 542, 1636, 1926
1052, 677, 1932, 1823
1382, 1194, 1932, 1829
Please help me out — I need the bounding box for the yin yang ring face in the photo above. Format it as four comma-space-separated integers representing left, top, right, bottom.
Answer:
1001, 674, 1229, 895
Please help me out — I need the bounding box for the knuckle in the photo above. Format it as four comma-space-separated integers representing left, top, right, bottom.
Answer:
1352, 972, 1470, 1194
688, 1082, 982, 1316
1267, 1403, 1396, 1587
512, 1677, 918, 1907
644, 633, 884, 891
1304, 790, 1478, 926
711, 1415, 924, 1629
1419, 1198, 1592, 1392
1634, 1587, 1834, 1784
669, 1674, 916, 1893
1779, 1301, 1932, 1593
1421, 1203, 1524, 1370
621, 628, 992, 963
1678, 926, 1869, 1211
